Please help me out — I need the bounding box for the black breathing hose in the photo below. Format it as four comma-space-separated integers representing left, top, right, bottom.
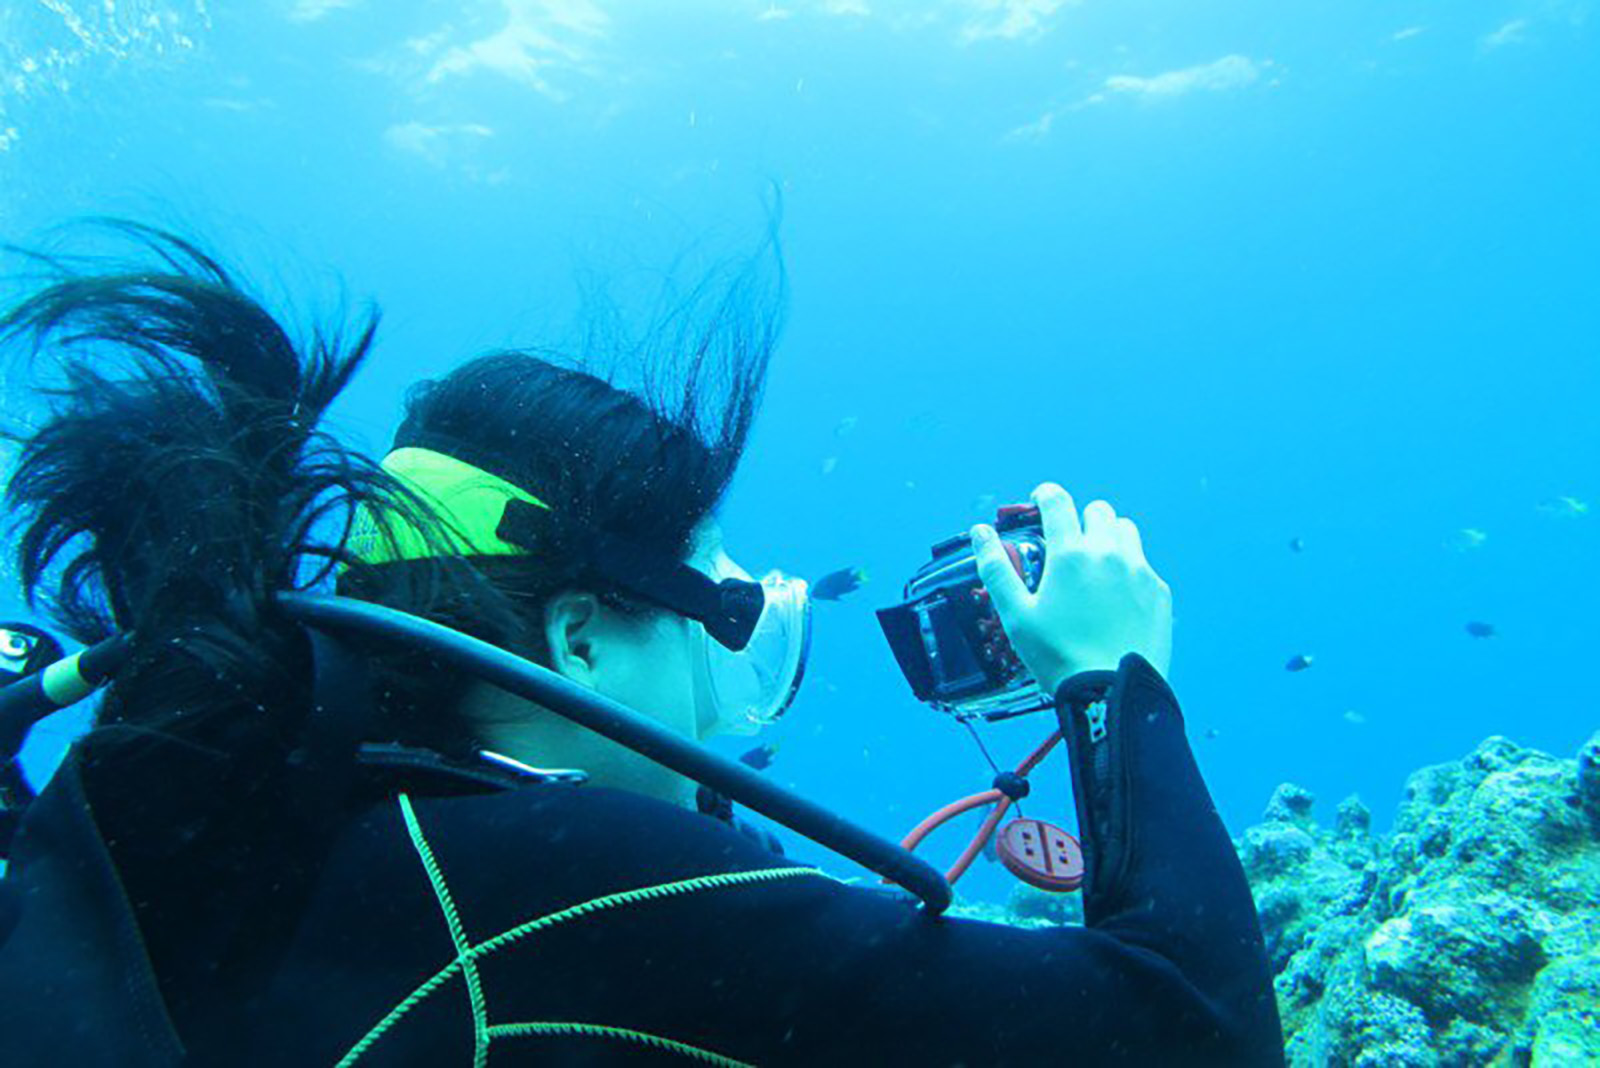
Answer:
0, 595, 953, 912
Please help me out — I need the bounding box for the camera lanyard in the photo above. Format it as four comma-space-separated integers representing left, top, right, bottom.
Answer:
897, 726, 1084, 893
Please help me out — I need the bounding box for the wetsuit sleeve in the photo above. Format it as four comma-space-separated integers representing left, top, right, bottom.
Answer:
1051, 651, 1285, 1062
726, 651, 1285, 1066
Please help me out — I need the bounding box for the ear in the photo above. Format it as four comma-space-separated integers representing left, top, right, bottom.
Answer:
543, 591, 604, 687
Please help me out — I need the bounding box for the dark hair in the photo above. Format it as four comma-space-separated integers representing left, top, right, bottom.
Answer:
344, 275, 780, 752
1, 222, 778, 770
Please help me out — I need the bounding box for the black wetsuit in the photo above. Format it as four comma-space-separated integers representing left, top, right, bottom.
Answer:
0, 654, 1284, 1065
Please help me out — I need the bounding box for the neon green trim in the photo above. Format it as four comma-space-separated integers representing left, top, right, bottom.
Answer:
398, 794, 489, 1067
335, 796, 833, 1067
348, 447, 549, 565
488, 1022, 755, 1067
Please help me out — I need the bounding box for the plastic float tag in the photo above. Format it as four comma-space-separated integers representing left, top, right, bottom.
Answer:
997, 818, 1084, 892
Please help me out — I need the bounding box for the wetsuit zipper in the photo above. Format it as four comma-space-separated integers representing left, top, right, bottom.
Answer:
1060, 668, 1130, 906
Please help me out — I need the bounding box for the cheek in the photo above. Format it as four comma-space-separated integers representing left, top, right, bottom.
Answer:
602, 616, 700, 738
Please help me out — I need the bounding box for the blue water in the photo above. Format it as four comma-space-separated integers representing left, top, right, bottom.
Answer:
2, 1, 1595, 906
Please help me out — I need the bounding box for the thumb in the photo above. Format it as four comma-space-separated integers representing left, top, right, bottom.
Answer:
971, 525, 1029, 619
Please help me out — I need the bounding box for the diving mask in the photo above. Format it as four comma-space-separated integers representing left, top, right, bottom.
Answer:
692, 567, 811, 737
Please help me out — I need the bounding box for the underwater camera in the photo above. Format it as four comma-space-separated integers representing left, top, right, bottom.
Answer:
877, 502, 1051, 722
879, 503, 1089, 893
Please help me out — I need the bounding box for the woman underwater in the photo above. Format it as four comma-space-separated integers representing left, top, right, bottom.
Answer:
0, 228, 1283, 1065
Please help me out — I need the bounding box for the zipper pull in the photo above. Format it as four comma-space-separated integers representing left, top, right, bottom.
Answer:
1084, 699, 1107, 743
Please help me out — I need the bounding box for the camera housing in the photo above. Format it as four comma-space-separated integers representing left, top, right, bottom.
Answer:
876, 503, 1052, 722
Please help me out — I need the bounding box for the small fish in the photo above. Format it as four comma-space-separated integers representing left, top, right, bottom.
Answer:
834, 415, 859, 438
821, 456, 839, 476
811, 567, 868, 602
1537, 496, 1590, 519
739, 742, 780, 770
1289, 537, 1305, 553
1343, 709, 1366, 726
1203, 727, 1222, 740
1465, 621, 1497, 639
1448, 528, 1489, 552
1285, 654, 1315, 673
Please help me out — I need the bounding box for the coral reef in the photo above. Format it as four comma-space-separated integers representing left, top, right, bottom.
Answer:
972, 730, 1600, 1066
1254, 732, 1600, 1066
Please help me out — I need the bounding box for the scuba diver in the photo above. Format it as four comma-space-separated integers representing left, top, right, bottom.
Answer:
0, 227, 1283, 1066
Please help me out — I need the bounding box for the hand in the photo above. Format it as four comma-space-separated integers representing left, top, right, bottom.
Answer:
972, 483, 1173, 695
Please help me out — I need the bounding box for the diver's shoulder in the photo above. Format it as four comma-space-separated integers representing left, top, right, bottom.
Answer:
351, 780, 793, 891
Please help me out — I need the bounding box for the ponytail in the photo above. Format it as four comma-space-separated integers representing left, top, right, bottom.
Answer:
0, 223, 451, 765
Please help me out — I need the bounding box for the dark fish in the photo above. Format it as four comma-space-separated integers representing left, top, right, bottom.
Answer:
1285, 654, 1315, 673
1465, 621, 1497, 639
1289, 537, 1305, 553
739, 742, 780, 771
1204, 727, 1221, 740
811, 566, 868, 602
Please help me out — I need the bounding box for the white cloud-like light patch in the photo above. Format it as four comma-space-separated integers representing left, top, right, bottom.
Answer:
1103, 54, 1261, 98
288, 0, 361, 23
756, 4, 795, 19
1481, 18, 1529, 50
1005, 111, 1055, 140
1007, 54, 1269, 141
1392, 26, 1427, 41
2, 1, 205, 154
962, 0, 1071, 43
821, 0, 870, 15
385, 120, 494, 166
424, 0, 610, 98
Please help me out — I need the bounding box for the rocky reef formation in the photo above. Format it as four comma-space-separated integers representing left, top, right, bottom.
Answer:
955, 730, 1600, 1066
1254, 731, 1600, 1066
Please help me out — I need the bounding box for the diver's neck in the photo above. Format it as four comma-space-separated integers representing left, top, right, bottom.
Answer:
465, 688, 698, 808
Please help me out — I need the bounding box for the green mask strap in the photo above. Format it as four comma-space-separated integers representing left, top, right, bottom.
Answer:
349, 448, 550, 566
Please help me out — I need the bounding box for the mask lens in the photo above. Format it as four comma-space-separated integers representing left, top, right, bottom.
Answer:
699, 572, 811, 735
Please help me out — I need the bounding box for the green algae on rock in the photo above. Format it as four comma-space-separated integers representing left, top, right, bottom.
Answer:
1245, 732, 1600, 1066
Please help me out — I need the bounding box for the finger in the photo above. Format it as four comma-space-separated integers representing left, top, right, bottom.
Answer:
1115, 516, 1150, 571
1082, 499, 1119, 552
971, 524, 1030, 618
1032, 483, 1082, 551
